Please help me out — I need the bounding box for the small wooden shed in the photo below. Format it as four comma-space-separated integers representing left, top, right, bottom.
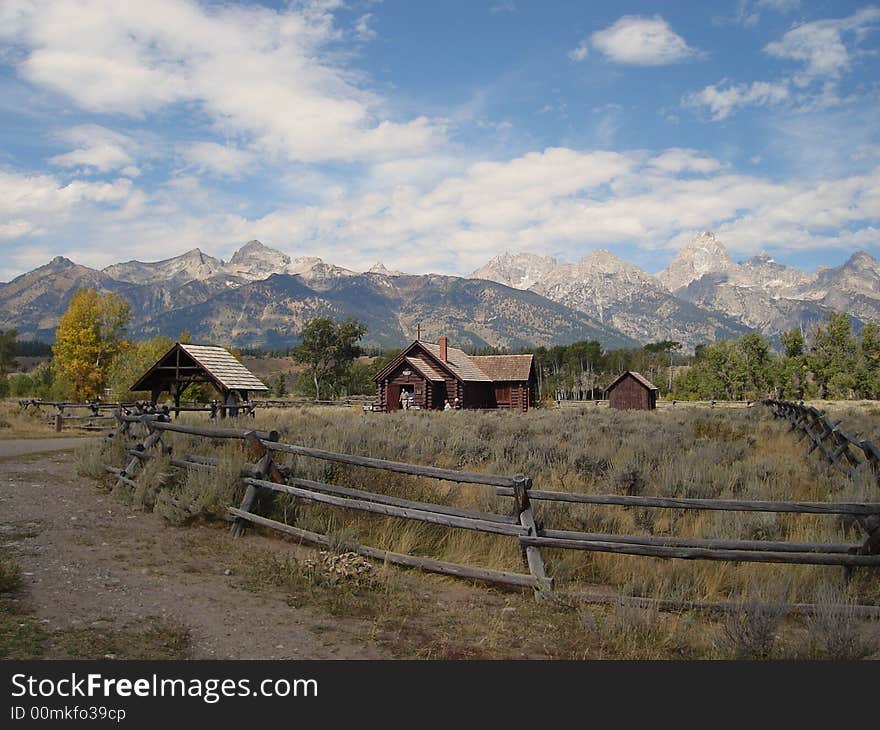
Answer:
130, 342, 268, 414
605, 371, 659, 410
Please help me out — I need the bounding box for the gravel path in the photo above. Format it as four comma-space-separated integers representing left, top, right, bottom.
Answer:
0, 437, 96, 459
0, 450, 390, 659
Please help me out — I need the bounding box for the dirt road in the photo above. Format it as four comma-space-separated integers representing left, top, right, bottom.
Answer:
0, 449, 390, 659
0, 438, 96, 459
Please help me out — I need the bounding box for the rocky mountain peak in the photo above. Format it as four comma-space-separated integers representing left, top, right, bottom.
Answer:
846, 250, 880, 270
806, 249, 880, 299
101, 247, 225, 286
47, 256, 76, 270
368, 261, 403, 276
225, 240, 294, 281
657, 231, 735, 292
470, 251, 558, 290
580, 248, 622, 266
229, 240, 288, 264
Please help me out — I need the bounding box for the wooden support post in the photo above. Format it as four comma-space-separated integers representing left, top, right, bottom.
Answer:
114, 430, 161, 491
512, 474, 553, 601
857, 514, 880, 555
230, 430, 284, 538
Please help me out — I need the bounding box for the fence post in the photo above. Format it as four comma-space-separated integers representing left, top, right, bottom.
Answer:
230, 430, 285, 538
513, 474, 553, 601
113, 415, 165, 492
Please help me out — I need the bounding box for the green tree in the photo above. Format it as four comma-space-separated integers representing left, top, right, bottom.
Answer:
271, 372, 287, 398
738, 332, 773, 398
53, 289, 132, 400
855, 322, 880, 398
780, 327, 805, 358
292, 317, 367, 400
0, 328, 19, 376
809, 313, 858, 399
107, 335, 175, 400
0, 328, 17, 399
673, 340, 747, 400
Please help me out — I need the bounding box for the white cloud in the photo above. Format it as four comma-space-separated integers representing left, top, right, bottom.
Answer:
0, 169, 134, 258
568, 42, 589, 62
0, 220, 40, 239
5, 146, 878, 278
181, 141, 256, 177
765, 6, 880, 86
224, 151, 880, 274
49, 124, 136, 173
1, 0, 444, 164
354, 13, 377, 41
730, 0, 800, 29
647, 149, 723, 174
591, 15, 700, 66
757, 0, 800, 10
684, 80, 790, 120
490, 2, 516, 13
688, 7, 879, 121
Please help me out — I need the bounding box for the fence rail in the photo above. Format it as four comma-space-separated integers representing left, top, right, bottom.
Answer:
103, 413, 549, 596
762, 398, 878, 479
762, 398, 880, 556
97, 403, 880, 614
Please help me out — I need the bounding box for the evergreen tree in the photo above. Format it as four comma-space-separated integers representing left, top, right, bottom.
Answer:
271, 372, 287, 398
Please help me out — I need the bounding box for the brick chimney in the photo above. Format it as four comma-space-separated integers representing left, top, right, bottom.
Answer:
439, 335, 448, 362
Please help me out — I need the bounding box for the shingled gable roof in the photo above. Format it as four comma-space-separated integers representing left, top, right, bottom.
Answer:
130, 342, 268, 393
179, 344, 268, 391
418, 341, 492, 382
374, 340, 534, 384
405, 356, 445, 382
470, 354, 534, 382
604, 370, 659, 393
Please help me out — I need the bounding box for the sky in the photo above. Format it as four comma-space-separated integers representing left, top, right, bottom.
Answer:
0, 0, 878, 281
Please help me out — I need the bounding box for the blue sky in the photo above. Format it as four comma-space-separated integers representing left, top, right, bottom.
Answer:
0, 0, 878, 280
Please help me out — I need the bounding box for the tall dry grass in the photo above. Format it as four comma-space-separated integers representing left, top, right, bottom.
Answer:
95, 404, 880, 612
78, 404, 880, 658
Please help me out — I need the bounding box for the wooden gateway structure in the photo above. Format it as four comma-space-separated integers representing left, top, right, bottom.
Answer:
130, 342, 268, 415
605, 371, 659, 411
373, 336, 537, 412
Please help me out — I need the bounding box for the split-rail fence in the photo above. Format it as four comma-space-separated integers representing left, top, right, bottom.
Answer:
98, 404, 880, 616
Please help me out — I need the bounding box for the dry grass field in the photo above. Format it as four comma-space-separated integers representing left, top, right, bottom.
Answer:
65, 400, 880, 659
0, 400, 59, 438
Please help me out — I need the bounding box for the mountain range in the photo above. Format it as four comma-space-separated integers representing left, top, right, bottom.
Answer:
1, 233, 877, 351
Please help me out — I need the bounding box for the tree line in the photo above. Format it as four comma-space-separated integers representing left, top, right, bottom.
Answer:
2, 289, 879, 404
0, 291, 377, 403
673, 313, 880, 401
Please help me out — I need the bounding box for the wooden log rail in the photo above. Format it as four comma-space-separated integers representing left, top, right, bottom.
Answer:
762, 398, 880, 555
250, 398, 372, 409
263, 441, 519, 488
495, 484, 880, 567
98, 412, 880, 612
100, 418, 550, 596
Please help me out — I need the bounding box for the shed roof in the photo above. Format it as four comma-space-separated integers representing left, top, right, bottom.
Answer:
471, 354, 534, 382
605, 370, 659, 393
130, 342, 268, 394
179, 344, 268, 391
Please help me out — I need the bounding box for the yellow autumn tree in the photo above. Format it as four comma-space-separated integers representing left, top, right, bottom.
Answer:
53, 289, 132, 400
